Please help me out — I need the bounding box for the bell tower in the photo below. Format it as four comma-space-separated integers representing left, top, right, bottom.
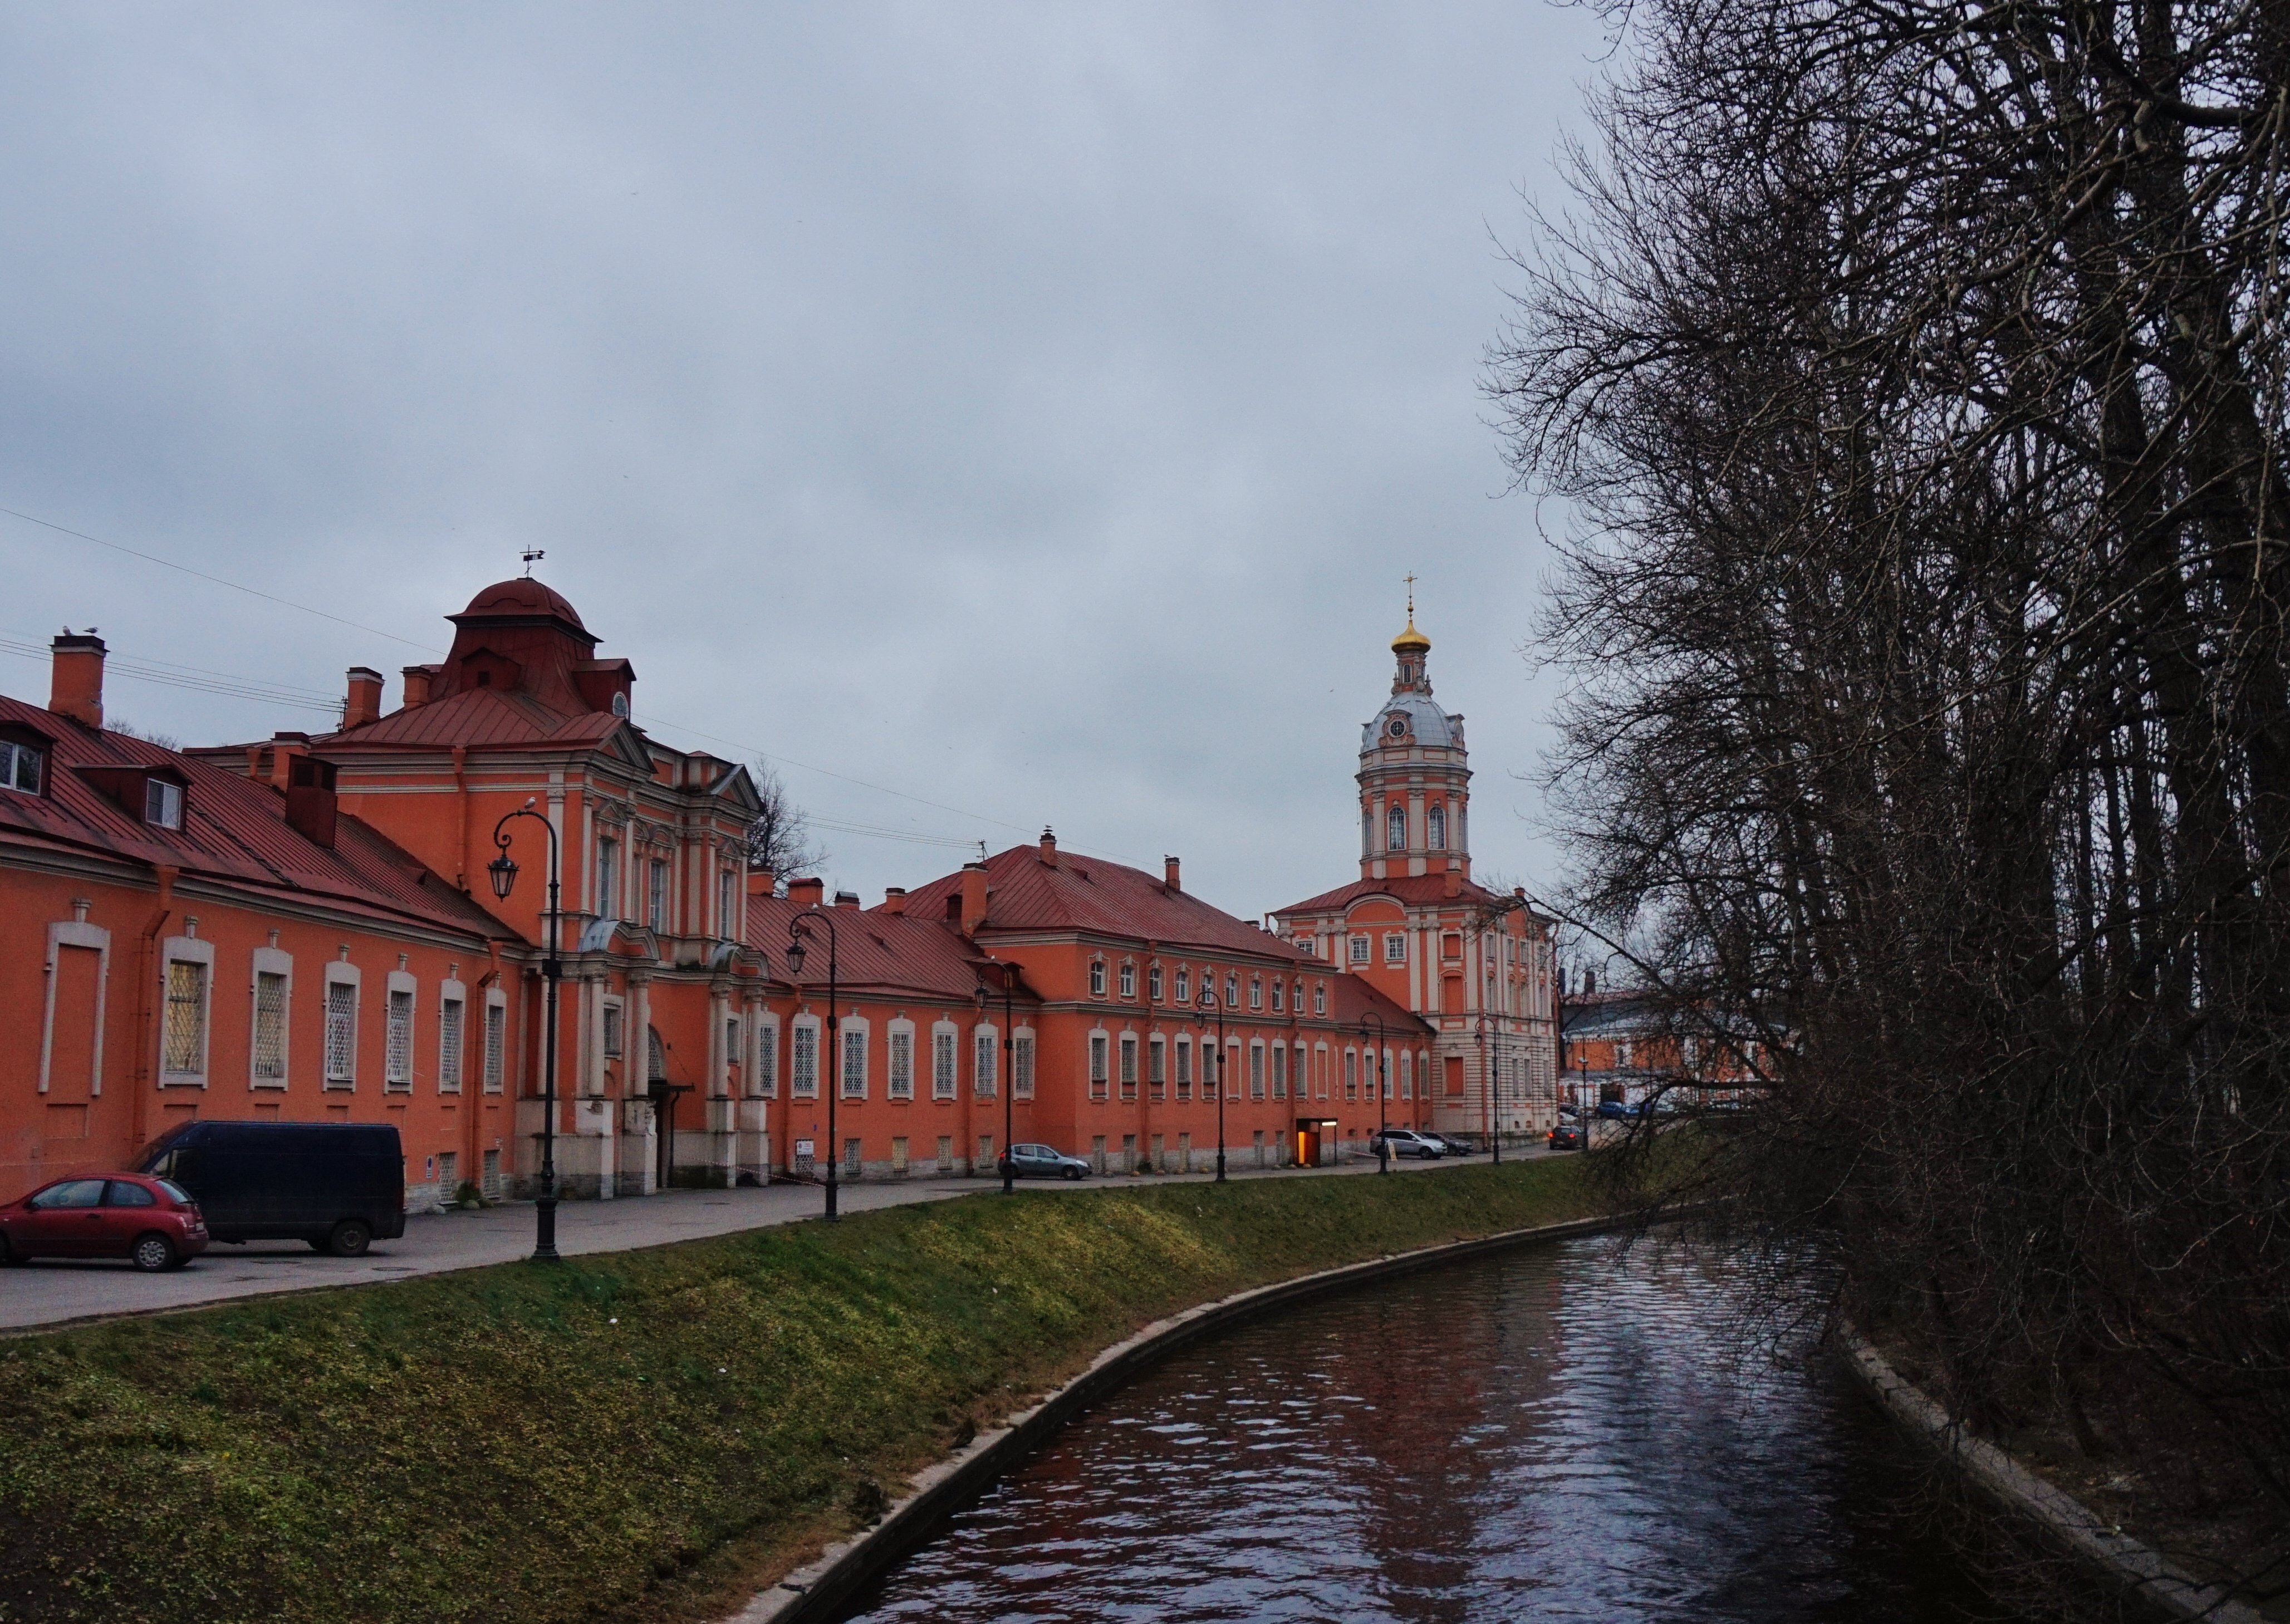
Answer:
1358, 585, 1470, 883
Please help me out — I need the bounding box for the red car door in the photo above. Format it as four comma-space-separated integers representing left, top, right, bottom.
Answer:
97, 1180, 163, 1258
20, 1178, 109, 1257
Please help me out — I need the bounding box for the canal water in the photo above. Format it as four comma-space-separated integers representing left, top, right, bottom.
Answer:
838, 1234, 2008, 1623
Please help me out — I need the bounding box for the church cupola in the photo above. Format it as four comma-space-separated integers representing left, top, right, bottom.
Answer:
1356, 584, 1472, 883
1391, 611, 1431, 694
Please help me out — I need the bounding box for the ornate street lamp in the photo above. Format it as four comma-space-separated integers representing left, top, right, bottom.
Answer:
489, 799, 561, 1262
786, 907, 841, 1221
1198, 991, 1228, 1184
1359, 1010, 1388, 1174
974, 961, 1019, 1195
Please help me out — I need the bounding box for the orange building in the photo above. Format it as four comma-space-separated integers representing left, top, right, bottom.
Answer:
1, 635, 522, 1207
1271, 608, 1560, 1143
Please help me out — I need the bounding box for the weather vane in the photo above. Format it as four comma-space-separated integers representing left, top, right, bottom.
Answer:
521, 547, 546, 577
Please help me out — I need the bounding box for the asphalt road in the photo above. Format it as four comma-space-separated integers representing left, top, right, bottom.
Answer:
0, 1142, 1572, 1334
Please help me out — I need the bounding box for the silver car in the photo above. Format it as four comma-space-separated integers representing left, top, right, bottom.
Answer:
998, 1142, 1091, 1180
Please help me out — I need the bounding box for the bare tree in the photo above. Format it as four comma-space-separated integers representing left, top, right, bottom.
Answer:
1489, 0, 2290, 1600
744, 761, 825, 889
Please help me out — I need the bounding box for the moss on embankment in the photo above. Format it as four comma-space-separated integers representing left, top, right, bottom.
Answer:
0, 1158, 1607, 1624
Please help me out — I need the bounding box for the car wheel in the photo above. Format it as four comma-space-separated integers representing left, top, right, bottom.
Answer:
1062, 1166, 1083, 1181
327, 1219, 372, 1258
130, 1233, 175, 1273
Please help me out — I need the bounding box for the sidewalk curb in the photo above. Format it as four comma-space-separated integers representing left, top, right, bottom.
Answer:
719, 1206, 1644, 1624
1839, 1329, 2262, 1623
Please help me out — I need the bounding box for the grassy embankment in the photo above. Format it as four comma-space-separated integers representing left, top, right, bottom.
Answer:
0, 1157, 1608, 1624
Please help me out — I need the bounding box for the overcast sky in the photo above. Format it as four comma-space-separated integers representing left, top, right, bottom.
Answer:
1, 2, 1609, 919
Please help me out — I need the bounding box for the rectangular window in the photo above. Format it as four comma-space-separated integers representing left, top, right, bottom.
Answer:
162, 960, 208, 1076
1175, 967, 1190, 1003
483, 1002, 505, 1093
975, 1032, 996, 1097
756, 1022, 777, 1097
1350, 936, 1370, 965
0, 738, 43, 794
1149, 1036, 1165, 1100
718, 870, 735, 935
1149, 966, 1162, 1000
145, 778, 184, 829
1345, 1049, 1359, 1100
891, 1136, 909, 1174
1119, 1034, 1138, 1101
1272, 1043, 1286, 1100
1224, 974, 1238, 1007
1249, 1044, 1265, 1100
845, 1137, 863, 1175
596, 836, 620, 918
977, 1133, 994, 1169
602, 1001, 624, 1057
1175, 1037, 1193, 1100
936, 1134, 954, 1171
1248, 978, 1263, 1010
1089, 1034, 1109, 1100
1090, 961, 1106, 997
725, 1017, 741, 1083
439, 996, 465, 1092
1271, 979, 1284, 1013
1398, 1050, 1411, 1100
325, 979, 358, 1086
933, 1030, 957, 1099
889, 1029, 914, 1099
385, 988, 414, 1091
1385, 934, 1406, 964
437, 1150, 458, 1195
1294, 937, 1313, 958
252, 970, 288, 1082
482, 1147, 502, 1199
1119, 963, 1136, 999
842, 1029, 866, 1098
647, 859, 668, 932
793, 1023, 819, 1097
1014, 1035, 1035, 1098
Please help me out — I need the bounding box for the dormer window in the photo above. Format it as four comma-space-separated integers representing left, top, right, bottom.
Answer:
0, 738, 42, 794
145, 778, 184, 829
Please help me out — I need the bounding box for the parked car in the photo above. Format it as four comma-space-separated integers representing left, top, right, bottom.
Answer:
0, 1174, 209, 1270
138, 1120, 406, 1257
1596, 1100, 1648, 1121
997, 1143, 1091, 1181
1424, 1133, 1473, 1156
1547, 1124, 1586, 1151
1370, 1129, 1445, 1159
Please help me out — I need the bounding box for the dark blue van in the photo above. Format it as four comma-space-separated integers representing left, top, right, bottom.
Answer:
138, 1121, 406, 1257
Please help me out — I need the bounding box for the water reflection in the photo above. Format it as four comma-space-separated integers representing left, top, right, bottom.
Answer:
841, 1237, 2003, 1623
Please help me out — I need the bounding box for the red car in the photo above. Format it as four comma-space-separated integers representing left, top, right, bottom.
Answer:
0, 1174, 209, 1270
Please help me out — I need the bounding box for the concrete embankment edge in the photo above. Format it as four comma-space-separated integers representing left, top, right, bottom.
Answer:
719, 1209, 1642, 1624
1840, 1330, 2262, 1624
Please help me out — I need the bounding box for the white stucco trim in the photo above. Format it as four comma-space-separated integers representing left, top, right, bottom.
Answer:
40, 919, 110, 1097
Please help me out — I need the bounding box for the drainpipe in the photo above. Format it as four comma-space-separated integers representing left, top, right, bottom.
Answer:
453, 745, 471, 891
130, 866, 179, 1151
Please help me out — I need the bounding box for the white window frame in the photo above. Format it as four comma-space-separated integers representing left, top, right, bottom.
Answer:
1399, 1048, 1412, 1099
1385, 934, 1406, 964
1314, 982, 1327, 1015
791, 1016, 821, 1098
158, 935, 215, 1087
1148, 965, 1162, 1000
1271, 1042, 1286, 1099
248, 945, 293, 1090
1089, 960, 1107, 997
1013, 1027, 1036, 1098
438, 977, 467, 1094
1119, 1033, 1138, 1099
1118, 962, 1136, 999
1428, 803, 1445, 849
1387, 806, 1406, 850
1148, 1034, 1165, 1096
1174, 966, 1190, 1003
323, 961, 362, 1089
1270, 979, 1284, 1013
384, 969, 418, 1093
974, 1025, 997, 1098
1224, 973, 1238, 1006
647, 857, 669, 933
753, 1011, 779, 1098
595, 834, 621, 920
1175, 1034, 1193, 1098
482, 989, 507, 1093
840, 1019, 869, 1100
1350, 935, 1370, 965
1249, 1041, 1266, 1100
931, 1021, 958, 1100
887, 1020, 916, 1100
1088, 1029, 1109, 1100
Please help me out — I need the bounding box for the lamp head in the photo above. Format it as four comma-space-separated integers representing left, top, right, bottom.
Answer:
487, 852, 518, 900
786, 936, 807, 976
973, 984, 988, 1013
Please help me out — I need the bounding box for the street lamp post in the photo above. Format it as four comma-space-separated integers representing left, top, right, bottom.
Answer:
1477, 1013, 1502, 1165
1359, 1012, 1387, 1174
1198, 993, 1227, 1183
785, 909, 840, 1221
975, 963, 1019, 1195
486, 800, 562, 1262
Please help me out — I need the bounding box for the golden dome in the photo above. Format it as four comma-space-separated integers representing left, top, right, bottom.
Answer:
1391, 617, 1430, 654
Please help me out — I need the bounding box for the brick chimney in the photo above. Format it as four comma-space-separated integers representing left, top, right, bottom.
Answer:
788, 877, 825, 907
401, 665, 435, 707
959, 861, 988, 935
284, 756, 339, 849
1164, 855, 1181, 892
882, 886, 906, 916
1443, 865, 1463, 899
48, 632, 105, 728
833, 890, 860, 909
1038, 826, 1057, 866
747, 870, 775, 899
344, 667, 384, 729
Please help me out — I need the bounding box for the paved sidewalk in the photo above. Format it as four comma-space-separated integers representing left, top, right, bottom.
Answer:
0, 1144, 1565, 1334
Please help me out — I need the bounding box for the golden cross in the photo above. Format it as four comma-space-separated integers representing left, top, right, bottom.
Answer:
1404, 573, 1416, 619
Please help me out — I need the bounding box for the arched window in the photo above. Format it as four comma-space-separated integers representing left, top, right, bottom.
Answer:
1386, 806, 1406, 850
1428, 804, 1445, 850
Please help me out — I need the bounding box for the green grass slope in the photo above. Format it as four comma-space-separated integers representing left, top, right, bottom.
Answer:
0, 1158, 1604, 1624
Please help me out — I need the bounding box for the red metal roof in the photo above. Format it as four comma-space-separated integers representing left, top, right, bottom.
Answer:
900, 846, 1305, 959
1273, 874, 1519, 918
307, 686, 627, 751
0, 694, 509, 942
744, 895, 1039, 1005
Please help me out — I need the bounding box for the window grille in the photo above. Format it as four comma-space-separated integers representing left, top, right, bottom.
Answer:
162, 960, 207, 1075
440, 997, 465, 1092
1272, 1043, 1286, 1099
1249, 1044, 1265, 1100
1119, 1035, 1137, 1100
1387, 806, 1406, 849
1014, 1035, 1035, 1098
482, 1148, 502, 1199
933, 1030, 956, 1099
889, 1029, 914, 1099
756, 1022, 777, 1096
252, 971, 288, 1081
325, 979, 358, 1086
1345, 1049, 1358, 1100
792, 1023, 818, 1096
483, 1002, 505, 1092
1428, 804, 1445, 849
385, 988, 414, 1091
1175, 1038, 1192, 1100
1089, 1034, 1108, 1100
974, 1032, 996, 1097
842, 1029, 866, 1098
1149, 1037, 1165, 1099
